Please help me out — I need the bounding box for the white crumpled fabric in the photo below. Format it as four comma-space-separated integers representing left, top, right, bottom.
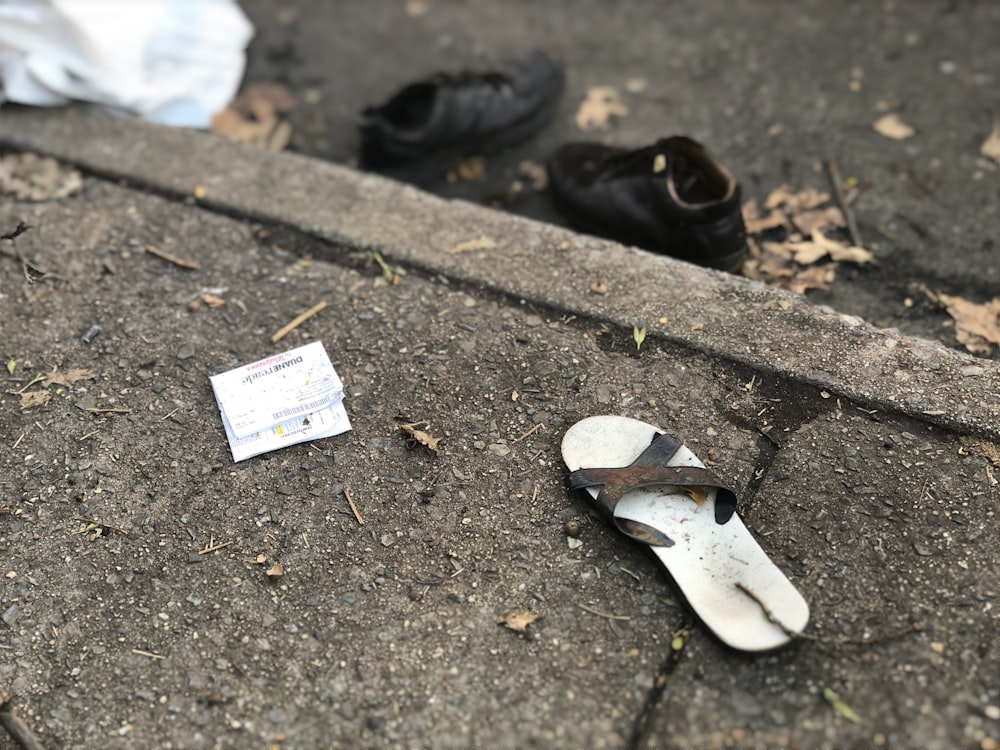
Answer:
0, 0, 254, 128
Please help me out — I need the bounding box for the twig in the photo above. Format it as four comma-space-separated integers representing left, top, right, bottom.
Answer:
85, 407, 130, 415
824, 157, 863, 248
1, 695, 47, 750
512, 423, 544, 443
343, 485, 364, 525
198, 540, 233, 555
131, 649, 166, 660
73, 516, 127, 535
0, 223, 59, 282
13, 374, 45, 394
271, 300, 327, 342
0, 222, 30, 241
145, 244, 201, 270
577, 603, 631, 621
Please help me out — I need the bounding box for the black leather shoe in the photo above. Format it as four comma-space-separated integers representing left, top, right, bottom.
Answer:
360, 51, 564, 175
547, 137, 747, 271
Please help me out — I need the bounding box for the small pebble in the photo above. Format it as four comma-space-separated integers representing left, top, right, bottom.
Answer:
564, 520, 582, 538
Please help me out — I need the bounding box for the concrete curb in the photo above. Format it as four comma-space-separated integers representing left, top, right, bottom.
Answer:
2, 106, 998, 440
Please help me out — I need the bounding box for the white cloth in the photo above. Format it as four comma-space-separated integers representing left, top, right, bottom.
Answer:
0, 0, 254, 128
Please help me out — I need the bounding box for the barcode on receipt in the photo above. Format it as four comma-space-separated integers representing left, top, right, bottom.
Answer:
272, 398, 328, 421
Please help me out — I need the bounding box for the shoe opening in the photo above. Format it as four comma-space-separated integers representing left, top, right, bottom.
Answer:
378, 83, 437, 130
668, 144, 736, 206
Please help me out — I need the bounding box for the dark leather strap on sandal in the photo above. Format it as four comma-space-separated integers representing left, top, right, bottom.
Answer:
566, 432, 738, 548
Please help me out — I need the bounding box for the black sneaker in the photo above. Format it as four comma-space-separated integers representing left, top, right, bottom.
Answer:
360, 51, 564, 177
547, 136, 748, 272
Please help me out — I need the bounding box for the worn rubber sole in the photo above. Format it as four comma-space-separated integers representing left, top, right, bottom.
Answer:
561, 415, 809, 652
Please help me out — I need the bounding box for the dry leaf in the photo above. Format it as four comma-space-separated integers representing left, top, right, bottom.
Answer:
826, 243, 876, 264
265, 562, 284, 578
211, 82, 295, 151
787, 265, 836, 294
682, 487, 710, 505
744, 214, 788, 235
797, 187, 832, 210
980, 115, 1000, 163
44, 367, 96, 388
786, 239, 830, 265
759, 240, 795, 262
791, 206, 846, 235
762, 184, 794, 210
0, 153, 82, 201
449, 236, 496, 254
518, 160, 548, 191
253, 554, 268, 564
453, 156, 485, 181
201, 293, 226, 308
873, 113, 915, 140
942, 295, 1000, 352
960, 436, 1000, 468
575, 86, 628, 131
787, 231, 875, 265
400, 421, 441, 451
497, 610, 543, 632
19, 390, 51, 409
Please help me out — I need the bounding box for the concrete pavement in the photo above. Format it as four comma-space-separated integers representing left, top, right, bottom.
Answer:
0, 109, 998, 749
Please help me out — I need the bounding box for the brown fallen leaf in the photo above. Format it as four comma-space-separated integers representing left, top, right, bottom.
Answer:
265, 562, 284, 578
941, 295, 1000, 353
518, 160, 548, 191
211, 82, 295, 151
791, 206, 846, 235
400, 421, 441, 451
43, 367, 96, 388
960, 436, 1000, 468
981, 115, 1000, 163
742, 200, 790, 233
19, 390, 51, 409
873, 113, 915, 140
0, 152, 83, 201
497, 610, 543, 632
201, 293, 226, 308
682, 486, 710, 505
452, 156, 485, 182
787, 230, 875, 266
762, 183, 795, 210
575, 86, 628, 131
785, 264, 837, 294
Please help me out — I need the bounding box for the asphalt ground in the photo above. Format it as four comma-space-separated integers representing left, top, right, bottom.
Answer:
0, 108, 998, 749
239, 0, 1000, 361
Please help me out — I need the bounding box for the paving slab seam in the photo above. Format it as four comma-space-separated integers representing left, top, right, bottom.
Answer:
1, 107, 999, 444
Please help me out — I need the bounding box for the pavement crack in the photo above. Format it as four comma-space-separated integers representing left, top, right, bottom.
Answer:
625, 617, 694, 750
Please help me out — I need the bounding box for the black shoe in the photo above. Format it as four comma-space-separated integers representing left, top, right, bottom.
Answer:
359, 51, 564, 176
547, 137, 748, 271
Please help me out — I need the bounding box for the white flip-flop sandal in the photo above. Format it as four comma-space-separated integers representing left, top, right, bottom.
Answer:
561, 415, 809, 652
